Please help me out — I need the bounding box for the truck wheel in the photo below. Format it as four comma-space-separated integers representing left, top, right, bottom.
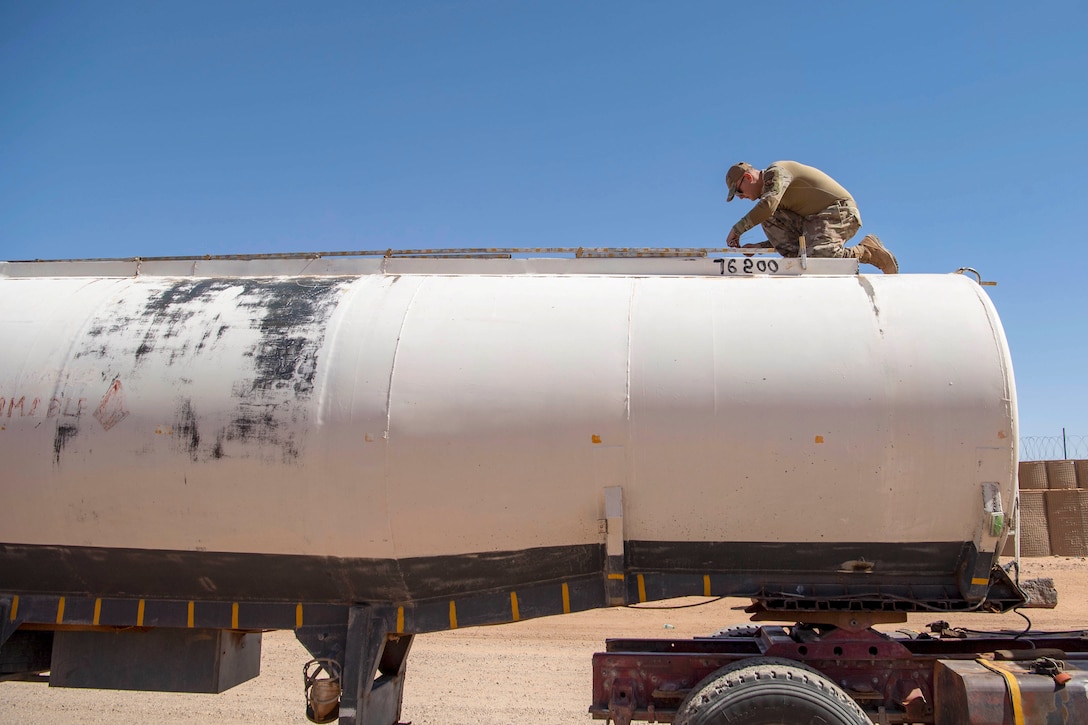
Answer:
674, 657, 871, 725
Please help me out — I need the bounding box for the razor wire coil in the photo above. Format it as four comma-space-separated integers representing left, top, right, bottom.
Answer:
1020, 435, 1088, 461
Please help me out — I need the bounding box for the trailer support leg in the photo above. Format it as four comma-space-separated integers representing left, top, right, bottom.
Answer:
296, 605, 414, 725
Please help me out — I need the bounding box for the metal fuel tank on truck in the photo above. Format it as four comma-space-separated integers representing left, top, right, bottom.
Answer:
0, 251, 1017, 622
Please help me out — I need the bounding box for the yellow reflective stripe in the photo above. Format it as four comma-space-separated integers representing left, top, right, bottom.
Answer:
396, 606, 404, 633
971, 577, 990, 586
296, 603, 304, 629
703, 575, 712, 597
977, 659, 1025, 725
230, 603, 238, 630
137, 599, 145, 627
607, 573, 625, 580
510, 592, 520, 621
561, 583, 570, 614
10, 595, 18, 621
56, 597, 65, 624
187, 601, 195, 628
449, 601, 458, 629
93, 599, 102, 626
637, 574, 646, 603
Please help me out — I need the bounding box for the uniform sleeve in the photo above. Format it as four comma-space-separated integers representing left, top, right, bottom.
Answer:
731, 165, 793, 236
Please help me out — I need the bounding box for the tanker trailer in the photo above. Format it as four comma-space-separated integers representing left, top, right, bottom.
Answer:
0, 249, 1047, 724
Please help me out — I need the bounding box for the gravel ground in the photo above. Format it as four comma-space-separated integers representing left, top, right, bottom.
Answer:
3, 557, 1086, 725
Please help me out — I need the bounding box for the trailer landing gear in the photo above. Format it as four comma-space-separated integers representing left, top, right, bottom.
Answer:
296, 605, 414, 725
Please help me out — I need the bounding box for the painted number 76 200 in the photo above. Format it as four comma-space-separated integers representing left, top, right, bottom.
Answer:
713, 257, 781, 275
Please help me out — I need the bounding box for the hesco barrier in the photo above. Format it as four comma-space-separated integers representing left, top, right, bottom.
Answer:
1007, 459, 1088, 556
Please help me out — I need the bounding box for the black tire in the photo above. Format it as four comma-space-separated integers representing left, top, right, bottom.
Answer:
674, 657, 872, 725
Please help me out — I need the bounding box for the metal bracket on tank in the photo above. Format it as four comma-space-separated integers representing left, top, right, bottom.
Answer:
603, 486, 626, 606
982, 482, 1005, 538
955, 268, 997, 286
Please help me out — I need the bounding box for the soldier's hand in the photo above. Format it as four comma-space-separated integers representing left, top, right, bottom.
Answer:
726, 229, 740, 248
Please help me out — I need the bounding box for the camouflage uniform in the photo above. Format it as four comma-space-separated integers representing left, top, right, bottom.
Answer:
761, 201, 861, 258
731, 161, 862, 258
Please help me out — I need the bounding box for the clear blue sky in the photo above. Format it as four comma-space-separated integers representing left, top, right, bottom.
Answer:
2, 1, 1085, 440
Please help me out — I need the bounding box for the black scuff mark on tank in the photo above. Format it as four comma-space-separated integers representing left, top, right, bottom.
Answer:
167, 339, 192, 366
130, 279, 261, 368
77, 320, 135, 361
73, 344, 109, 360
77, 325, 109, 358
134, 281, 226, 364
70, 276, 349, 465
212, 432, 226, 459
195, 316, 224, 353
134, 336, 155, 363
54, 424, 78, 464
195, 328, 211, 352
253, 336, 309, 393
215, 278, 349, 464
242, 280, 343, 397
218, 401, 302, 464
856, 275, 885, 336
71, 284, 214, 372
226, 398, 279, 442
174, 399, 201, 462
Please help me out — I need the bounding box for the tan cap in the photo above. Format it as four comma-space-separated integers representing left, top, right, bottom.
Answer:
726, 162, 755, 202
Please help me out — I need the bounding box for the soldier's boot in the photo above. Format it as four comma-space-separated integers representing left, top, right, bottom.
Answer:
852, 234, 899, 274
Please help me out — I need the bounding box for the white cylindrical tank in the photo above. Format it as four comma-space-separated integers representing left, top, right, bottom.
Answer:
0, 254, 1017, 620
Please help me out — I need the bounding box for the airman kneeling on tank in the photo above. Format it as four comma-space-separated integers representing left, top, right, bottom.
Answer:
725, 160, 898, 274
